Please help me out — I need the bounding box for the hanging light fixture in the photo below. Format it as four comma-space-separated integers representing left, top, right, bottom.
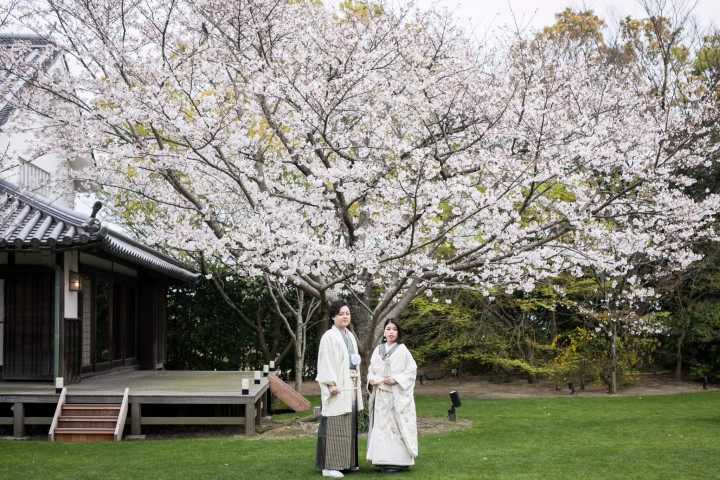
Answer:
69, 271, 82, 292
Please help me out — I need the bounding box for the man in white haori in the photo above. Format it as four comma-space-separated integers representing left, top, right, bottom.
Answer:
315, 300, 363, 478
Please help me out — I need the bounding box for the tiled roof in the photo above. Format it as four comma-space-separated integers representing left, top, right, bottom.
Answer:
0, 33, 64, 126
0, 180, 199, 283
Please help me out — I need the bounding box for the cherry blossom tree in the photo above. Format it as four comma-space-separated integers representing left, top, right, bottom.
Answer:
2, 0, 719, 373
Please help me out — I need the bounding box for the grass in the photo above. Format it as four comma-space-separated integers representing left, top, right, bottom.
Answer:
1, 392, 718, 479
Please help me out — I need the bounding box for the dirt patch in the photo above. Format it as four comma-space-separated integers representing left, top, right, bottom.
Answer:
296, 371, 708, 400
411, 372, 708, 399
255, 414, 472, 440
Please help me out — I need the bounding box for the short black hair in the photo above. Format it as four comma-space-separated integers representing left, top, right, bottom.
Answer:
382, 317, 403, 344
329, 299, 349, 320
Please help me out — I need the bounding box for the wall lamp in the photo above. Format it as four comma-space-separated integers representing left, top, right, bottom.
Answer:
449, 390, 462, 421
69, 271, 82, 292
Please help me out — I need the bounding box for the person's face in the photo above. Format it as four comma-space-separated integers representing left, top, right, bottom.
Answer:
332, 306, 351, 330
384, 323, 398, 344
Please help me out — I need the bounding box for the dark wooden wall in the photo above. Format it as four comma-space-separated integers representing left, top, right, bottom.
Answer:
2, 267, 55, 380
1, 263, 175, 380
137, 277, 168, 370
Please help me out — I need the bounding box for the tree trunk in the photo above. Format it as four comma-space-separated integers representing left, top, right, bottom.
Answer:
521, 314, 537, 384
294, 318, 306, 392
551, 310, 560, 391
675, 318, 686, 383
523, 339, 538, 384
609, 321, 617, 395
580, 317, 589, 390
349, 286, 374, 386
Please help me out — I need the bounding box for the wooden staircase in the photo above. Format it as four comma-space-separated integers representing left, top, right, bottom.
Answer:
49, 388, 130, 442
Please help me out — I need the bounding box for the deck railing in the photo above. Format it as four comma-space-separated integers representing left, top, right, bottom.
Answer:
115, 388, 130, 441
48, 387, 67, 441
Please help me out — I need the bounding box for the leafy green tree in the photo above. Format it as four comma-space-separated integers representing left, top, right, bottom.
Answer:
401, 288, 560, 383
656, 244, 720, 382
540, 8, 605, 53
166, 279, 272, 371
651, 30, 720, 383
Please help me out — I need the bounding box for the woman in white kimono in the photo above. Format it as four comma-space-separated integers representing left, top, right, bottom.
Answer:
366, 318, 418, 473
315, 300, 363, 478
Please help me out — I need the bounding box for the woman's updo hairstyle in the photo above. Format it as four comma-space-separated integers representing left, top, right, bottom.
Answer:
382, 318, 403, 344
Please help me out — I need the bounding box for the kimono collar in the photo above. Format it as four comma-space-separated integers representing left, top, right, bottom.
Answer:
379, 342, 400, 359
333, 325, 357, 366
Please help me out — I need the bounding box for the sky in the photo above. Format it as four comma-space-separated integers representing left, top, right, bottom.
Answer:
415, 0, 720, 36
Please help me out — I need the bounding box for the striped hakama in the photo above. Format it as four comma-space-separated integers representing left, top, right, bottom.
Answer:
314, 399, 358, 470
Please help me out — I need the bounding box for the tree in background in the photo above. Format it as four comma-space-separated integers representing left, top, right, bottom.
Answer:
401, 289, 559, 383
263, 274, 321, 391
1, 0, 719, 381
652, 25, 720, 383
167, 275, 324, 386
655, 251, 720, 382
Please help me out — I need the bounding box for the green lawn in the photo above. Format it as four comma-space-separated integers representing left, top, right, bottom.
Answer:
1, 392, 718, 479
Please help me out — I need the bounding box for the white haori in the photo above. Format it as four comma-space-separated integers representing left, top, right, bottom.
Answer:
316, 326, 364, 416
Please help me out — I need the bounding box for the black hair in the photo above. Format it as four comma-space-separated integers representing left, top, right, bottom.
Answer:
382, 317, 403, 344
328, 299, 349, 320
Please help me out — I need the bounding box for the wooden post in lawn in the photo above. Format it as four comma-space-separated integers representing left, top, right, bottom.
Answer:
13, 402, 25, 438
131, 403, 142, 436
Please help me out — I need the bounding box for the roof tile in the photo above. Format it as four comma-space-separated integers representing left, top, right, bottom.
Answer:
0, 180, 199, 283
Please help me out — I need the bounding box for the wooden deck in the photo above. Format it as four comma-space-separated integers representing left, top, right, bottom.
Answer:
0, 370, 271, 439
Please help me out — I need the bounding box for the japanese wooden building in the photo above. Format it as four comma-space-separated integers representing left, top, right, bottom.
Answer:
0, 179, 200, 384
0, 35, 283, 440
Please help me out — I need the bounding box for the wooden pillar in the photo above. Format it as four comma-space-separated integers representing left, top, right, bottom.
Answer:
13, 402, 25, 438
131, 403, 142, 436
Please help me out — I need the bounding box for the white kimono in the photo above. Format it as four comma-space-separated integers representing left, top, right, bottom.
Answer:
366, 343, 418, 466
315, 326, 363, 416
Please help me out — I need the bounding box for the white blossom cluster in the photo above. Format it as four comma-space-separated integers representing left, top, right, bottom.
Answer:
1, 0, 719, 328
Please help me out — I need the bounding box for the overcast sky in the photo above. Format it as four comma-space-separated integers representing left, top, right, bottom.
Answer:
415, 0, 720, 36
